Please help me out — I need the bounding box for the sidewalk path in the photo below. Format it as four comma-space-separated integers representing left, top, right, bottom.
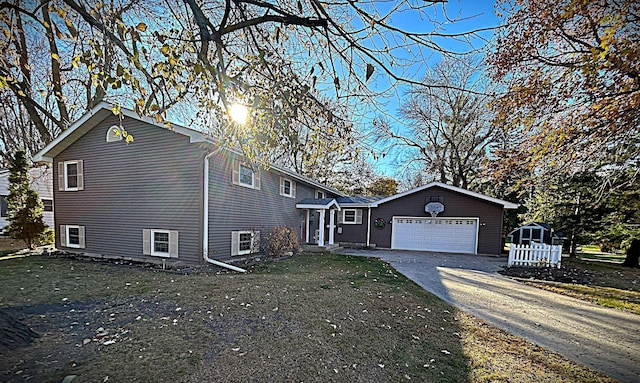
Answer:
341, 249, 640, 383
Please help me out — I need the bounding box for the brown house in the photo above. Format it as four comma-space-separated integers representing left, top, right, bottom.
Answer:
299, 183, 518, 255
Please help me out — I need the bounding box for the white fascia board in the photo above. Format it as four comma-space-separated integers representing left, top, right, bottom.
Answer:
371, 181, 519, 209
32, 102, 210, 164
118, 107, 208, 143
271, 165, 346, 197
336, 203, 371, 208
296, 199, 340, 210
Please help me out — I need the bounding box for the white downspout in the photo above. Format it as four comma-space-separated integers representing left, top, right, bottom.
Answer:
203, 148, 246, 273
366, 207, 372, 247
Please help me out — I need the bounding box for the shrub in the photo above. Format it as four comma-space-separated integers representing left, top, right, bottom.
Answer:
266, 226, 300, 258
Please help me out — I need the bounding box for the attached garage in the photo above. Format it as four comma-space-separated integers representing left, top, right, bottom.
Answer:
391, 217, 478, 254
333, 182, 519, 255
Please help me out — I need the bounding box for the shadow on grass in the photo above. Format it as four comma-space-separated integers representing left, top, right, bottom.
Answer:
0, 253, 473, 383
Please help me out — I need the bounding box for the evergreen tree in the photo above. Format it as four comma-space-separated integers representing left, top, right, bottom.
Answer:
6, 150, 46, 249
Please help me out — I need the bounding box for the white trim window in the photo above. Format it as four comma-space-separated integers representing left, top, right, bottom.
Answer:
143, 229, 179, 258
106, 125, 123, 142
316, 190, 325, 199
231, 230, 260, 256
232, 161, 261, 190
339, 209, 363, 225
60, 224, 85, 248
279, 177, 296, 198
58, 160, 84, 191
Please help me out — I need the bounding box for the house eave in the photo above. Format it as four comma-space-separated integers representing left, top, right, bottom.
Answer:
33, 101, 209, 163
370, 182, 519, 209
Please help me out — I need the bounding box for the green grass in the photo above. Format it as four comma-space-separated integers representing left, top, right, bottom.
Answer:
0, 254, 615, 383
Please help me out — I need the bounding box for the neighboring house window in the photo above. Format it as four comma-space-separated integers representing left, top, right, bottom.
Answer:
232, 161, 261, 190
42, 199, 53, 212
142, 229, 179, 258
339, 209, 362, 225
231, 230, 260, 256
106, 125, 123, 142
279, 177, 296, 198
316, 191, 325, 199
58, 160, 84, 191
60, 225, 85, 248
0, 195, 6, 217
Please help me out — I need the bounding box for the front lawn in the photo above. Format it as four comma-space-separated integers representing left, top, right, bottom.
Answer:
0, 254, 614, 382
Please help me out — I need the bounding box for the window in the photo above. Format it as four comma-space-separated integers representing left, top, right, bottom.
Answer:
280, 177, 296, 198
60, 225, 85, 248
152, 230, 170, 256
106, 125, 123, 142
316, 191, 325, 199
42, 199, 53, 212
143, 229, 178, 258
340, 209, 362, 225
0, 195, 6, 217
232, 161, 260, 190
239, 164, 254, 187
231, 230, 260, 256
58, 160, 84, 191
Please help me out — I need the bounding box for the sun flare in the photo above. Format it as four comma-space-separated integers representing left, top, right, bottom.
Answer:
229, 104, 248, 125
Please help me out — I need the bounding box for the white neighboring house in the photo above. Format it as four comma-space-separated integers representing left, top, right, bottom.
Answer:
0, 166, 54, 233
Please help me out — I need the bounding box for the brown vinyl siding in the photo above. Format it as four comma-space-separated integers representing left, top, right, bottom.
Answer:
54, 114, 204, 264
368, 186, 504, 254
206, 151, 319, 261
336, 208, 371, 246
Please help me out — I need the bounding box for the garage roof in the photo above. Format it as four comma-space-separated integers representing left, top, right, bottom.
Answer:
370, 182, 519, 209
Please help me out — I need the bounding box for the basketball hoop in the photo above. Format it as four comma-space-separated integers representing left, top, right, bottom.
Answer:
425, 202, 444, 217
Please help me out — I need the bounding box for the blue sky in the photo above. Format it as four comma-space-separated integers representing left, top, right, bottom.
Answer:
366, 0, 500, 178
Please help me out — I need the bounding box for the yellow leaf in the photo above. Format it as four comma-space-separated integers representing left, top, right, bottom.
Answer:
136, 22, 147, 32
51, 53, 60, 62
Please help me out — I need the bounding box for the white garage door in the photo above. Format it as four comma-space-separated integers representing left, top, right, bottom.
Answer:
391, 217, 478, 254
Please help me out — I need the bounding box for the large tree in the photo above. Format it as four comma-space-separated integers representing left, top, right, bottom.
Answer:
1, 0, 489, 166
489, 0, 640, 189
375, 56, 497, 189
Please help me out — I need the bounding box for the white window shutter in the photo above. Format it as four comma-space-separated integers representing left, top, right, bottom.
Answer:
58, 162, 64, 191
231, 231, 240, 256
252, 231, 260, 253
291, 181, 296, 198
78, 226, 86, 248
279, 177, 284, 195
337, 211, 343, 224
254, 169, 261, 190
232, 161, 239, 185
356, 209, 363, 224
169, 230, 179, 258
76, 160, 84, 190
60, 225, 66, 246
142, 229, 151, 255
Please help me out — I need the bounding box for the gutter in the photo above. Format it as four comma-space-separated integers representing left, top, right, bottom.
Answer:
366, 207, 372, 247
203, 148, 246, 273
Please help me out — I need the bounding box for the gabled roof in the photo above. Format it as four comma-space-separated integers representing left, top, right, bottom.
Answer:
33, 101, 208, 163
296, 198, 341, 210
370, 182, 519, 209
32, 102, 342, 196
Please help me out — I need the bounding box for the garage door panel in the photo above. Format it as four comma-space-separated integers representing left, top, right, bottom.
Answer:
391, 217, 477, 254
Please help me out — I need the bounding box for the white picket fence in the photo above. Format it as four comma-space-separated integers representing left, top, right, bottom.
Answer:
508, 243, 563, 268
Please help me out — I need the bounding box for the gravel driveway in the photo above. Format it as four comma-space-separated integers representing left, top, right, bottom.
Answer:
341, 249, 640, 383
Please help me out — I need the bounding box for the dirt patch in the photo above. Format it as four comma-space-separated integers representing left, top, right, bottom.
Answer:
498, 265, 595, 284
0, 311, 39, 351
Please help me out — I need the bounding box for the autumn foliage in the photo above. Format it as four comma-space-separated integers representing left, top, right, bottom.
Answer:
488, 0, 639, 187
